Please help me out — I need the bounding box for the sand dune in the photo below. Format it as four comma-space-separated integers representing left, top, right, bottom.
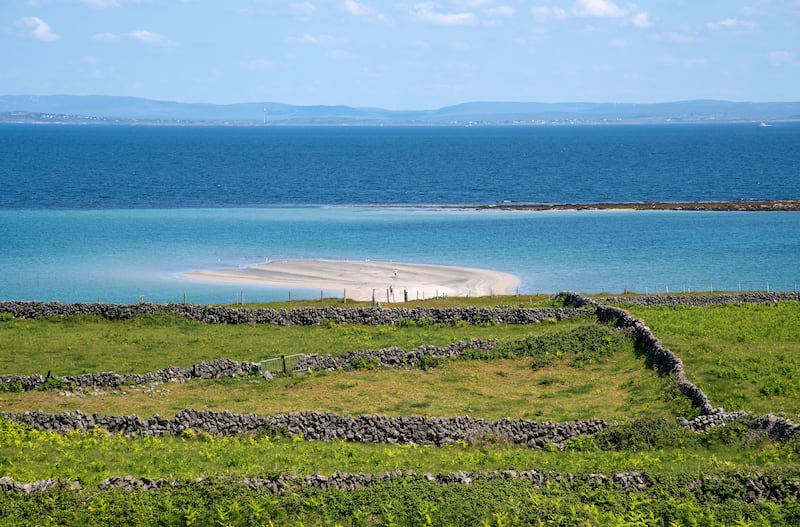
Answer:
183, 259, 520, 301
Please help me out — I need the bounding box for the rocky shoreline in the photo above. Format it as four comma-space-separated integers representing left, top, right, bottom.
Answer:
436, 199, 800, 212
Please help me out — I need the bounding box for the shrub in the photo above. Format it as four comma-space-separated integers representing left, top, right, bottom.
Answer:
417, 316, 435, 328
352, 356, 381, 370
0, 381, 22, 392
495, 324, 631, 370
595, 416, 699, 451
38, 377, 72, 392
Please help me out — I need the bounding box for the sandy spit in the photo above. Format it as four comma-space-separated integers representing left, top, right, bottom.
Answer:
182, 259, 520, 302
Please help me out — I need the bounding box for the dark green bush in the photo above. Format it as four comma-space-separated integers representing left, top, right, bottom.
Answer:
595, 416, 699, 451
38, 377, 72, 392
496, 325, 631, 370
0, 381, 22, 393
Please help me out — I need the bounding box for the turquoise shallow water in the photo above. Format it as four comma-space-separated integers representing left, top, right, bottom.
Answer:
2, 124, 798, 303
2, 207, 798, 303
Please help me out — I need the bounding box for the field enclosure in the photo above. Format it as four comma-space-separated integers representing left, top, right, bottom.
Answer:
1, 293, 799, 526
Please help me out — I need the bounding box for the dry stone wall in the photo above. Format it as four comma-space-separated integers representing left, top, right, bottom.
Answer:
597, 291, 800, 307
555, 291, 800, 441
1, 358, 262, 391
295, 339, 498, 370
2, 340, 500, 390
0, 471, 652, 494
0, 301, 589, 326
1, 409, 611, 448
4, 471, 798, 505
556, 291, 718, 415
3, 294, 799, 444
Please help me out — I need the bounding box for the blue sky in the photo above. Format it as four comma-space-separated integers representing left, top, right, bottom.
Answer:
4, 0, 799, 109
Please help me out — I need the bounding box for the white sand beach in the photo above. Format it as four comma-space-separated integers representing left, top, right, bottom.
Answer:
183, 259, 520, 302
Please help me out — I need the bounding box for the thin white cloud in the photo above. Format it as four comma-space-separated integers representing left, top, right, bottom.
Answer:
768, 50, 793, 66
631, 11, 651, 28
707, 18, 756, 31
17, 16, 60, 42
81, 0, 123, 7
411, 3, 477, 26
652, 32, 694, 44
343, 0, 388, 22
130, 29, 170, 45
344, 0, 371, 16
572, 0, 627, 18
452, 0, 491, 7
610, 38, 627, 48
485, 5, 515, 17
92, 32, 120, 41
327, 49, 353, 60
534, 1, 648, 23
298, 33, 336, 45
531, 6, 569, 22
450, 39, 470, 50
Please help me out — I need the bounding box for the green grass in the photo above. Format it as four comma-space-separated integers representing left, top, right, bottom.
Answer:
0, 312, 583, 376
0, 417, 796, 487
1, 415, 798, 526
0, 354, 686, 421
3, 297, 800, 526
618, 301, 800, 419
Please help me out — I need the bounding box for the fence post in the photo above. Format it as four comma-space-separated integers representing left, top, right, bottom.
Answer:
282, 355, 287, 374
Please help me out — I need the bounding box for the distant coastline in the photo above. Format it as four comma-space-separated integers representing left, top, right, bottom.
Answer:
2, 95, 800, 126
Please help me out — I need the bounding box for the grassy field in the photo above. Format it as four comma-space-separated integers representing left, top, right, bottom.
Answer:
618, 301, 800, 419
1, 296, 799, 526
0, 307, 567, 377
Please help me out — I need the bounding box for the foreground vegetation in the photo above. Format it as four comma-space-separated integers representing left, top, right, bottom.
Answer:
2, 296, 799, 525
2, 412, 800, 526
2, 416, 797, 486
4, 471, 800, 526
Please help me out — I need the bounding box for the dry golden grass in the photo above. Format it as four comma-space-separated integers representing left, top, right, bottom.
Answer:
0, 351, 684, 421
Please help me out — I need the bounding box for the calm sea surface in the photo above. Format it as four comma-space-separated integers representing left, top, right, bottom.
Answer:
1, 123, 798, 303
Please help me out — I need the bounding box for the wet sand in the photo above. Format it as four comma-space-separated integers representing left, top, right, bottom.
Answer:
183, 259, 521, 301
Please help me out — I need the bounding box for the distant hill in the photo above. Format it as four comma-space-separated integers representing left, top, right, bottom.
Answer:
1, 95, 799, 125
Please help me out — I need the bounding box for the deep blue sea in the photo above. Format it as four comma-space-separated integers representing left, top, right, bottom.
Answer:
1, 123, 799, 303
